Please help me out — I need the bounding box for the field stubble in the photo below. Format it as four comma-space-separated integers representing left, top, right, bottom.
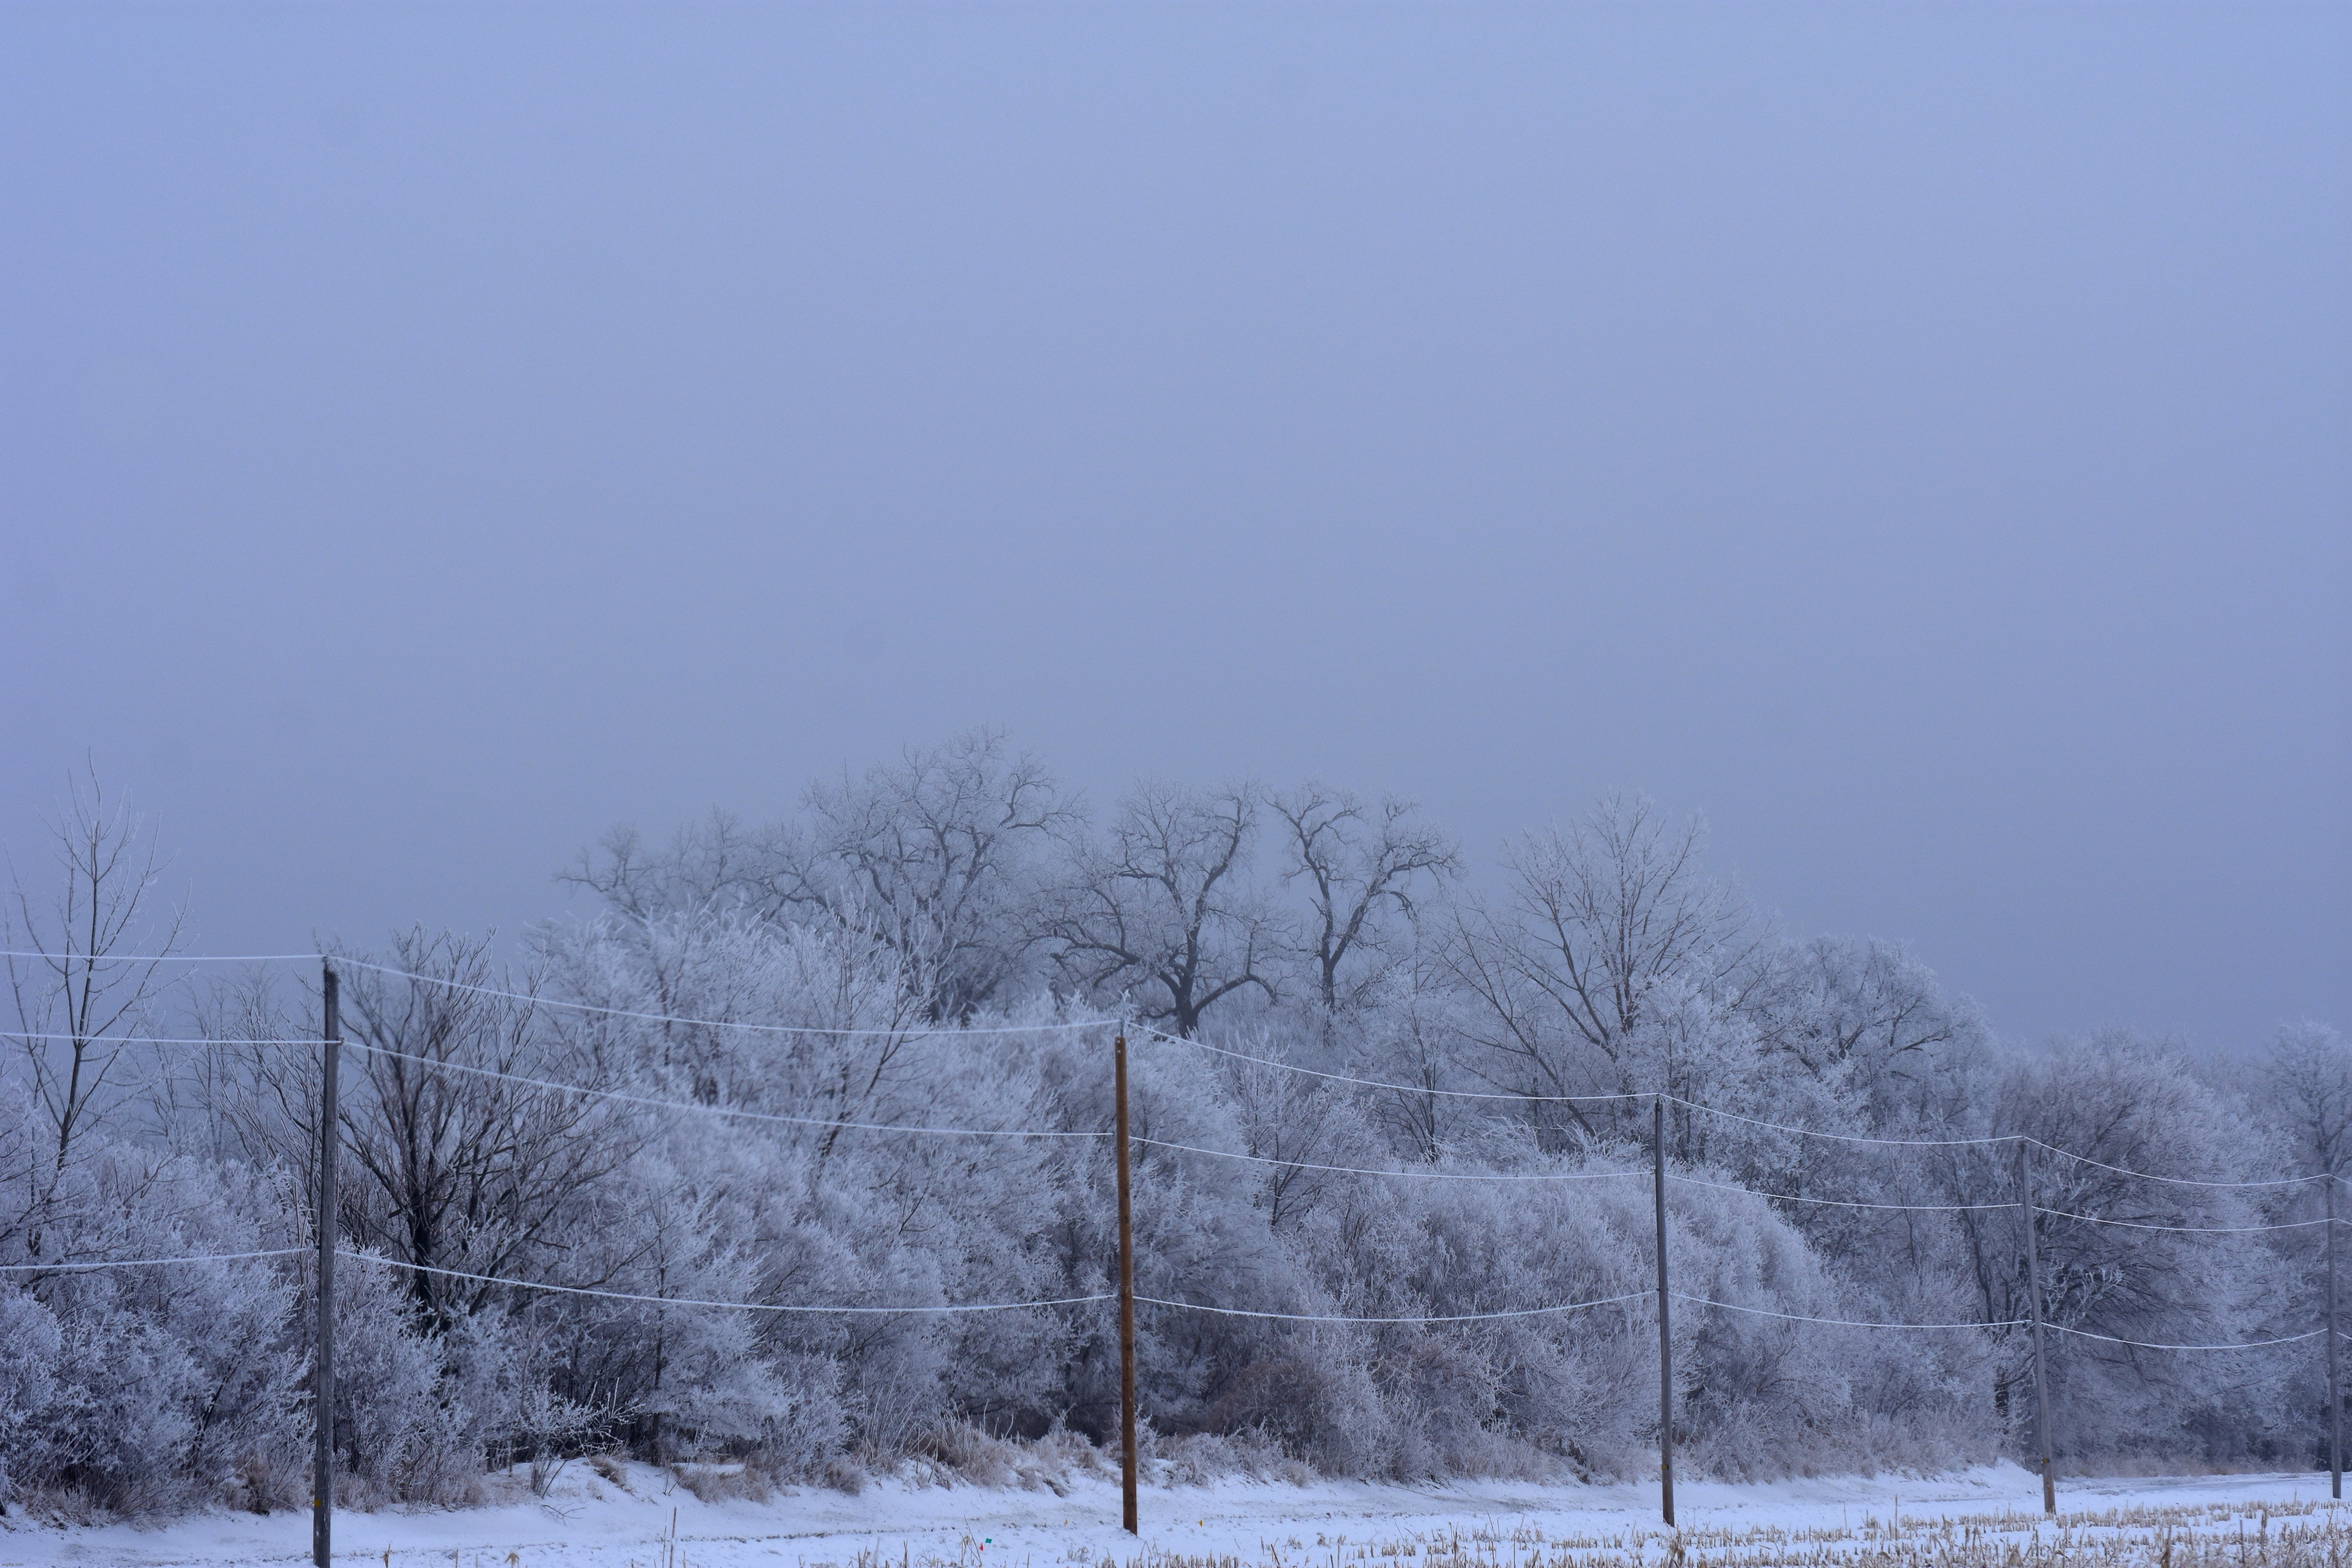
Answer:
834, 1499, 2352, 1568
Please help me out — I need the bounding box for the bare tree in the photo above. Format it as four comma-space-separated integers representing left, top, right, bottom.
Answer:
564, 729, 1072, 1019
1041, 781, 1285, 1037
785, 729, 1076, 1018
5, 765, 185, 1170
334, 930, 646, 1327
1739, 935, 1989, 1129
1268, 782, 1457, 1012
1948, 1032, 2278, 1433
560, 809, 796, 926
1222, 1047, 1364, 1230
1353, 960, 1470, 1163
1445, 793, 1751, 1140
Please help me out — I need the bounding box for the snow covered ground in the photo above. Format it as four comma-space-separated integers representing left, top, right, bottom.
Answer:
2, 1463, 2345, 1568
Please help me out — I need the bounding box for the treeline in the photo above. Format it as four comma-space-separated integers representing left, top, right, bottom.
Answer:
0, 735, 2345, 1518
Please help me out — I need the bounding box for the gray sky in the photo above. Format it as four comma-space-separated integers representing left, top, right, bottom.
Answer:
3, 2, 2345, 1049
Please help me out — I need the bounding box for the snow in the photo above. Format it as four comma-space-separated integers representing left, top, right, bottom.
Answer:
3, 1464, 2343, 1568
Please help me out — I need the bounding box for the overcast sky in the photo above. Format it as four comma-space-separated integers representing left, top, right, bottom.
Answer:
3, 2, 2344, 1049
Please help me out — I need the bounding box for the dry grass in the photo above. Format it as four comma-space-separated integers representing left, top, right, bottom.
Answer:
664, 1460, 773, 1504
1149, 1501, 2352, 1568
831, 1498, 2352, 1568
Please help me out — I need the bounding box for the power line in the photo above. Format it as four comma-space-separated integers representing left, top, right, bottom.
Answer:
1143, 1027, 2316, 1194
2027, 1142, 2325, 1191
1666, 1097, 2014, 1149
334, 958, 1108, 1039
1671, 1294, 2024, 1332
339, 1251, 1112, 1316
341, 1038, 1109, 1141
14, 1248, 2321, 1352
0, 950, 2321, 1192
1135, 1135, 1646, 1184
1668, 1294, 2327, 1350
2049, 1324, 2325, 1352
1668, 1171, 2014, 1213
1134, 1026, 1647, 1105
1138, 1290, 1653, 1325
0, 950, 322, 964
0, 1247, 309, 1274
0, 1030, 329, 1047
0, 948, 1112, 1040
2033, 1207, 2328, 1236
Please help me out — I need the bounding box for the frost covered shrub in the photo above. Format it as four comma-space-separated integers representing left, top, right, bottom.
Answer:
0, 1289, 61, 1508
0, 1131, 303, 1518
32, 1297, 202, 1514
1668, 1173, 1989, 1479
324, 1258, 531, 1509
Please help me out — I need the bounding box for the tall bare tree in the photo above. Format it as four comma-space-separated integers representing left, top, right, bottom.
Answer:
334, 930, 645, 1327
561, 809, 794, 925
1268, 782, 1457, 1012
564, 729, 1072, 1019
1041, 782, 1284, 1037
5, 766, 184, 1170
1445, 794, 1751, 1139
782, 729, 1075, 1018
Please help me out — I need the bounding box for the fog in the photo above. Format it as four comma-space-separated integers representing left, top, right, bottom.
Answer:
3, 2, 2344, 1048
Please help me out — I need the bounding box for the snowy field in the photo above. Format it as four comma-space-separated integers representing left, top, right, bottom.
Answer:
3, 1463, 2346, 1568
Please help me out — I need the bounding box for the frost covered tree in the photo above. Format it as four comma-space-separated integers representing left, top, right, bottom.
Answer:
1741, 936, 1991, 1129
1949, 1033, 2286, 1459
1267, 784, 1457, 1014
2258, 1020, 2352, 1178
1040, 782, 1287, 1036
4, 767, 184, 1172
563, 729, 1071, 1021
1444, 795, 1751, 1141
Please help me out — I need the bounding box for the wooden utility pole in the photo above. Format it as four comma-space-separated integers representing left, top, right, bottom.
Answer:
313, 962, 340, 1568
2329, 1173, 2341, 1501
1653, 1096, 1675, 1528
2018, 1140, 2055, 1517
1115, 1032, 1138, 1536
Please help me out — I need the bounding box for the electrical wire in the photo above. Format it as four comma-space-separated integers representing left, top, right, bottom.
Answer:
0, 1030, 329, 1047
2, 954, 2330, 1192
338, 1252, 1112, 1316
1134, 1136, 1645, 1183
1667, 1171, 2015, 1213
332, 958, 1107, 1039
0, 949, 1110, 1040
19, 1248, 2325, 1356
1144, 1027, 2327, 1193
1138, 1290, 1653, 1325
2049, 1324, 2325, 1351
2033, 1207, 2329, 1236
1670, 1294, 2024, 1331
0, 951, 323, 964
1664, 1097, 2014, 1149
340, 1038, 1109, 1141
1134, 1025, 1647, 1105
2027, 1143, 2326, 1191
0, 1247, 310, 1274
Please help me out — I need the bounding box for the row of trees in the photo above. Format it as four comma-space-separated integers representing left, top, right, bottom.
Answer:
0, 740, 2345, 1519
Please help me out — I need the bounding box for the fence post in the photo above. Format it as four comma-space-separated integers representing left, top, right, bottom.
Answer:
2019, 1139, 2055, 1517
1115, 1031, 1138, 1536
1654, 1096, 1675, 1528
312, 961, 340, 1568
